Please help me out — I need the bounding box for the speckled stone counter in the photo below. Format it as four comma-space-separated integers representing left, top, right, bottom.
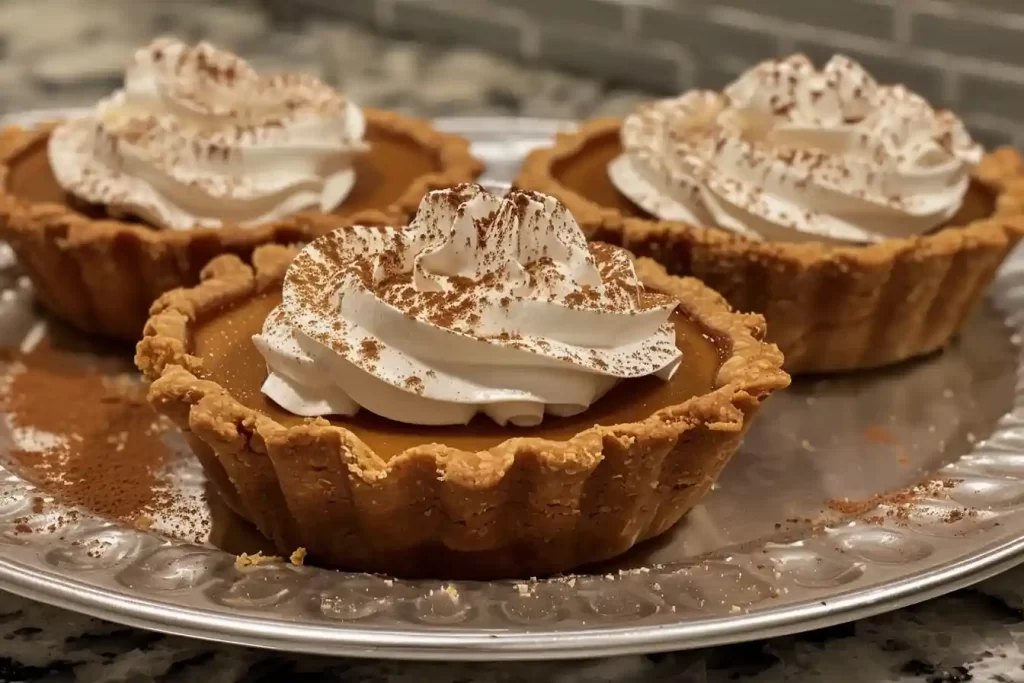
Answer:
0, 1, 1021, 681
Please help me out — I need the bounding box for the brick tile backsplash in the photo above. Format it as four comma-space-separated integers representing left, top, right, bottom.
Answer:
913, 13, 1024, 69
960, 73, 1024, 123
271, 0, 1024, 146
389, 1, 525, 62
537, 25, 688, 93
712, 0, 897, 40
503, 0, 626, 34
638, 6, 778, 88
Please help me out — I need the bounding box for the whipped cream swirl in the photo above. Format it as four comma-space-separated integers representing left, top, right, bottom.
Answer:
255, 185, 682, 427
609, 54, 983, 244
48, 38, 367, 230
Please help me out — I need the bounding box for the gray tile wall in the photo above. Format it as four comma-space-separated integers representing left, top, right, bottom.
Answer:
265, 0, 1024, 147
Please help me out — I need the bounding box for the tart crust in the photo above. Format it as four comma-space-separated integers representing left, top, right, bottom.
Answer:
514, 118, 1024, 374
136, 244, 789, 579
0, 110, 483, 342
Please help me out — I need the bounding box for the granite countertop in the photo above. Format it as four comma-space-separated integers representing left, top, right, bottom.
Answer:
0, 1, 1022, 681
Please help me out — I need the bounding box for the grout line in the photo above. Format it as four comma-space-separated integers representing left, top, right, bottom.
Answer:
622, 4, 641, 38
910, 0, 1024, 30
892, 3, 913, 44
375, 0, 396, 28
520, 23, 540, 61
942, 70, 962, 108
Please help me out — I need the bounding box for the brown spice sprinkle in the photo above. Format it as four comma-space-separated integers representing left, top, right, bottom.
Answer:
826, 478, 968, 524
0, 339, 177, 531
359, 338, 381, 363
945, 509, 965, 523
862, 425, 900, 445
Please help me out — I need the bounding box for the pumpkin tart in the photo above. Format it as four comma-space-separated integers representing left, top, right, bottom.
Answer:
515, 56, 1024, 374
0, 40, 482, 342
136, 187, 789, 579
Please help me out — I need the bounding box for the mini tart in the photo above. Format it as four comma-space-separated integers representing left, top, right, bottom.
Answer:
514, 118, 1024, 374
0, 110, 483, 342
136, 244, 789, 579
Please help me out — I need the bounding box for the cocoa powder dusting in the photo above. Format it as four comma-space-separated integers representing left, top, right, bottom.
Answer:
860, 425, 915, 467
826, 477, 972, 525
0, 340, 177, 530
359, 338, 381, 363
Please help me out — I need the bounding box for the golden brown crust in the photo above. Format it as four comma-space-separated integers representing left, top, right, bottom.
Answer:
137, 244, 789, 578
0, 110, 483, 341
514, 118, 1024, 373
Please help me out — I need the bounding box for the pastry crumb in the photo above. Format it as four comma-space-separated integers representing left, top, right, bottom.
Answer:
289, 547, 307, 566
235, 551, 282, 569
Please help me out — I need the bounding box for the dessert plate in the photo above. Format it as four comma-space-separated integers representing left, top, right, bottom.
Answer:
0, 111, 1023, 661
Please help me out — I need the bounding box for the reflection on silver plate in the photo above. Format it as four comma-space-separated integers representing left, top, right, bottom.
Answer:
0, 111, 1023, 661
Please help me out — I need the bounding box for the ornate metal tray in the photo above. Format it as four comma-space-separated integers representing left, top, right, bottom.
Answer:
0, 111, 1023, 660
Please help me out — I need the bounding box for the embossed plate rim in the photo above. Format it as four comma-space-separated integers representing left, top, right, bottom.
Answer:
0, 110, 1023, 660
0, 532, 1023, 660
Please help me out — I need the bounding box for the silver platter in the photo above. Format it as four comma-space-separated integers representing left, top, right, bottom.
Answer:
0, 111, 1023, 661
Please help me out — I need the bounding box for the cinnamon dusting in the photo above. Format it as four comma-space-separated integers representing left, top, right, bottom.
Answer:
826, 478, 969, 524
359, 338, 381, 363
2, 343, 169, 526
0, 339, 207, 541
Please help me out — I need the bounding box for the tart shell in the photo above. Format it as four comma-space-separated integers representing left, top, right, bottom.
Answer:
0, 110, 483, 342
136, 244, 789, 579
514, 118, 1024, 374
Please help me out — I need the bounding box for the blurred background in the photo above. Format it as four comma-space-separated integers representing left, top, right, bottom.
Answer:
2, 0, 1021, 148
